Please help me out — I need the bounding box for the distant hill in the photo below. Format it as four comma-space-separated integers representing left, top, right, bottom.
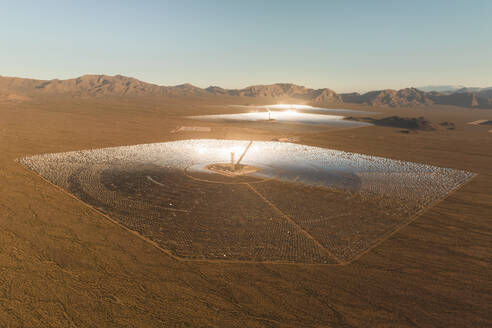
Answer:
347, 88, 433, 107
1, 74, 491, 109
346, 116, 440, 131
0, 74, 207, 98
208, 83, 342, 104
455, 87, 492, 94
416, 85, 465, 93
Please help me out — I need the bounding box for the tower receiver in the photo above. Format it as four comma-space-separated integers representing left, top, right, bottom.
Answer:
235, 140, 253, 170
206, 141, 258, 176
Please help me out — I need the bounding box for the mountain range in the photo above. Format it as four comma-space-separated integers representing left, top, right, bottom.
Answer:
1, 74, 491, 109
417, 85, 492, 95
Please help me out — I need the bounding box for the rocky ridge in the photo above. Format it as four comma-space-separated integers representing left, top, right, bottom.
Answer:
1, 74, 491, 108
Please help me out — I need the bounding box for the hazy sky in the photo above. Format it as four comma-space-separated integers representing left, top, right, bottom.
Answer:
1, 0, 491, 92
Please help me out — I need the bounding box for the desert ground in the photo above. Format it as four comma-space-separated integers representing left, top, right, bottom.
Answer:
1, 96, 491, 327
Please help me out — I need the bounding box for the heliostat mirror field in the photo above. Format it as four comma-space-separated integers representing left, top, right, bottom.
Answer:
19, 140, 474, 264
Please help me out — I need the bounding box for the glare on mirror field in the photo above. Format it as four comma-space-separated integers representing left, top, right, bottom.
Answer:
18, 139, 475, 264
264, 104, 314, 110
191, 104, 374, 126
19, 139, 474, 202
190, 110, 371, 126
232, 104, 372, 115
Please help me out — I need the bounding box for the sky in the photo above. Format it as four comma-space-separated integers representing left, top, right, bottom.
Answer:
1, 0, 491, 92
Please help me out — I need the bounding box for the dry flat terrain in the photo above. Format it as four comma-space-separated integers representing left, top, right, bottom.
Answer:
0, 97, 491, 327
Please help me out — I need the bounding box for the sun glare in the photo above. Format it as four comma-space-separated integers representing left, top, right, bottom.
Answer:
269, 104, 313, 110
284, 109, 298, 115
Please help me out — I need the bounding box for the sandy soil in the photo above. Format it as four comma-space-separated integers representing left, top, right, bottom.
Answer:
0, 97, 491, 327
